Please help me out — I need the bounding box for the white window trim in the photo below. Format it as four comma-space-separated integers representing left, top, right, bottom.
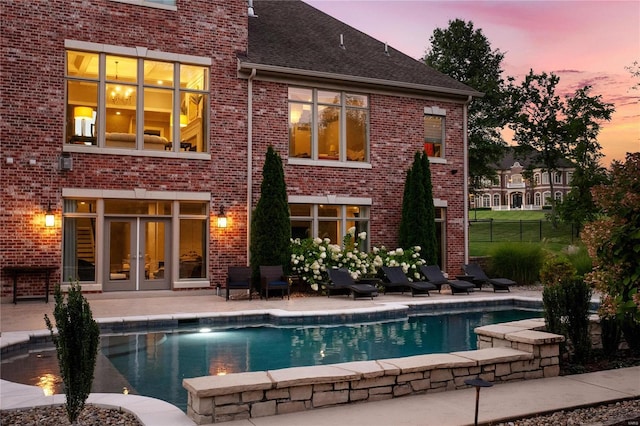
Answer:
288, 195, 372, 206
108, 0, 177, 11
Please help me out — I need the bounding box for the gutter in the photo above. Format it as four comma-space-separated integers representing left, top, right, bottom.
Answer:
246, 68, 256, 264
237, 61, 482, 99
463, 95, 472, 265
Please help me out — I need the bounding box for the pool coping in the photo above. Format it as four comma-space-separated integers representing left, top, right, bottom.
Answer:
0, 295, 549, 426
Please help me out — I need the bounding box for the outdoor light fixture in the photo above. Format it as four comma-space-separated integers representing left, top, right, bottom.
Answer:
464, 377, 493, 426
217, 205, 227, 228
44, 203, 55, 227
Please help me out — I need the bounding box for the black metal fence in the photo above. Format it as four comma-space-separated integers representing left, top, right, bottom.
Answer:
469, 219, 575, 244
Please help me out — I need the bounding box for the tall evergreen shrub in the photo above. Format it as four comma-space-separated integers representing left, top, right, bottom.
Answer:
540, 256, 592, 364
399, 151, 438, 264
250, 146, 291, 283
44, 283, 100, 424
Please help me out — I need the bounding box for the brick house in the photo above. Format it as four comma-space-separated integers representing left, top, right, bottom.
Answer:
470, 147, 575, 210
0, 0, 479, 301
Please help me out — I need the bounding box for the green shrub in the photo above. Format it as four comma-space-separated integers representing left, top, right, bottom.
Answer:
488, 242, 543, 285
600, 316, 622, 356
563, 277, 593, 363
565, 245, 592, 278
44, 283, 100, 424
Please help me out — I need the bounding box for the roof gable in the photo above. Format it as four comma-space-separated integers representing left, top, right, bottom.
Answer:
240, 0, 481, 98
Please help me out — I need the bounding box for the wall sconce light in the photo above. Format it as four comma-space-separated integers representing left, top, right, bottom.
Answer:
217, 205, 228, 228
45, 203, 55, 227
450, 169, 458, 175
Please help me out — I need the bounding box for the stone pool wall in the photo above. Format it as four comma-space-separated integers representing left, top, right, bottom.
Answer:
183, 318, 565, 424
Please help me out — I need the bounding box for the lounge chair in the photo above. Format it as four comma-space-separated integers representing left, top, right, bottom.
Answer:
380, 266, 437, 296
226, 266, 252, 301
259, 265, 290, 300
419, 265, 475, 295
325, 268, 378, 300
463, 263, 517, 292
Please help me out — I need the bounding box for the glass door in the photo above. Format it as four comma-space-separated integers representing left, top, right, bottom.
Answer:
104, 218, 170, 291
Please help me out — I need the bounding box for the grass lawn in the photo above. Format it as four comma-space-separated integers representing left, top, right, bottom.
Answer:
468, 209, 577, 256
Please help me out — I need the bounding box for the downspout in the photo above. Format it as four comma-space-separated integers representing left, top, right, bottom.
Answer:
246, 68, 256, 264
463, 95, 472, 265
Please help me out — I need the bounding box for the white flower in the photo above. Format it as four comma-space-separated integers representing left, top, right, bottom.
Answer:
414, 246, 421, 252
320, 252, 326, 259
372, 247, 379, 254
314, 237, 323, 245
358, 231, 367, 240
348, 226, 356, 236
323, 238, 331, 244
319, 245, 326, 252
311, 283, 318, 291
396, 248, 404, 255
293, 259, 299, 265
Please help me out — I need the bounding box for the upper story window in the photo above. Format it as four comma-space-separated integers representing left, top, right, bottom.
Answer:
542, 172, 550, 185
65, 48, 209, 154
288, 87, 369, 163
554, 172, 562, 184
534, 173, 540, 185
424, 106, 446, 158
567, 171, 573, 184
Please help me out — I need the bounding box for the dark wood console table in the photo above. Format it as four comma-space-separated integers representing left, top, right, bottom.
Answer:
3, 265, 58, 304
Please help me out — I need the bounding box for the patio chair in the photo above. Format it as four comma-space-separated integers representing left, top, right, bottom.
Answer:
259, 265, 290, 300
380, 266, 437, 297
463, 263, 517, 292
419, 265, 475, 295
226, 266, 252, 301
325, 268, 378, 300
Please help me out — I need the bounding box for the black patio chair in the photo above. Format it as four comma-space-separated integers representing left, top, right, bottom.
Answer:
380, 266, 437, 296
226, 266, 252, 301
463, 263, 517, 292
420, 265, 475, 295
325, 268, 378, 300
259, 265, 290, 300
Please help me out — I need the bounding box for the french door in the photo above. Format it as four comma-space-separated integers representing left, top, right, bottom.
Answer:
104, 218, 170, 291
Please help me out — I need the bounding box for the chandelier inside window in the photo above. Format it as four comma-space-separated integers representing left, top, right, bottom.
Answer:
110, 61, 133, 105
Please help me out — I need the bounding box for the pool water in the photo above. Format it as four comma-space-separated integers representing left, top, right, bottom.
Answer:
101, 308, 540, 411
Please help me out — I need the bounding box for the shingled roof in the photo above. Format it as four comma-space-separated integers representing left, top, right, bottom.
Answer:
238, 0, 482, 99
495, 146, 575, 170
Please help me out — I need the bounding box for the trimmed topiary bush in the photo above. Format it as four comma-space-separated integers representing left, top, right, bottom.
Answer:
44, 282, 100, 425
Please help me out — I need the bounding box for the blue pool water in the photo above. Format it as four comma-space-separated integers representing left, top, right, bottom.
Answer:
101, 308, 541, 411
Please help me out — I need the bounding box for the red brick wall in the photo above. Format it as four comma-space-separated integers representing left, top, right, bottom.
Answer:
1, 0, 467, 300
0, 0, 249, 298
251, 81, 467, 277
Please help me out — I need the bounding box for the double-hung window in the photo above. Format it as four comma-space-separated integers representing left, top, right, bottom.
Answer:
288, 87, 369, 163
424, 106, 446, 158
65, 47, 209, 154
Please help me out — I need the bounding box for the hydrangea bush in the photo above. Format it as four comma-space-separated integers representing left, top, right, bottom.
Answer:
290, 228, 427, 292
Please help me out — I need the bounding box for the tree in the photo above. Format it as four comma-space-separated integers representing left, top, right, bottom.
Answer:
399, 151, 438, 265
424, 19, 510, 192
250, 146, 291, 284
582, 153, 640, 351
44, 283, 100, 424
557, 86, 614, 233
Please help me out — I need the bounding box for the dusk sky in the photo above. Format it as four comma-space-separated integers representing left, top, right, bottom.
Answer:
304, 0, 640, 167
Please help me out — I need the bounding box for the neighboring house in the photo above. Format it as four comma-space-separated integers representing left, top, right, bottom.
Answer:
470, 147, 575, 210
0, 0, 479, 301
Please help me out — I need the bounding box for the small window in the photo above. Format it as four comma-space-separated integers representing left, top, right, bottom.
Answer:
290, 204, 369, 248
424, 115, 444, 158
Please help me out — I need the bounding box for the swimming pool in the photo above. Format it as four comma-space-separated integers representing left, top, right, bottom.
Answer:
1, 306, 541, 412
